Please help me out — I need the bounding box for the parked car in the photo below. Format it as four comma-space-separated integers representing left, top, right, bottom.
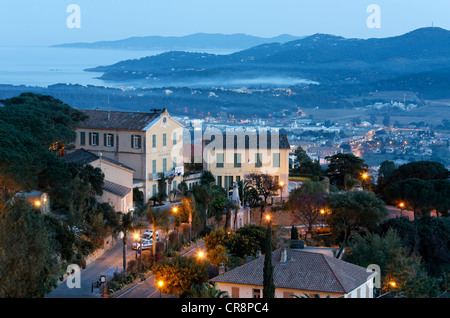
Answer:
143, 230, 159, 241
132, 238, 153, 250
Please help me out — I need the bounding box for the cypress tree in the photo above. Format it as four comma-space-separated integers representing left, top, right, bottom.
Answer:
263, 223, 275, 298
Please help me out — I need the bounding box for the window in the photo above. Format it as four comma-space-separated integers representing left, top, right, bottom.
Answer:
173, 157, 177, 170
172, 180, 177, 192
253, 289, 261, 298
255, 153, 262, 168
216, 153, 224, 168
104, 133, 114, 147
163, 133, 167, 147
273, 153, 280, 168
225, 176, 233, 190
89, 132, 99, 146
152, 134, 156, 148
162, 158, 167, 172
173, 132, 177, 146
80, 132, 86, 146
152, 184, 157, 197
236, 176, 241, 184
234, 153, 241, 168
131, 135, 141, 149
152, 160, 157, 174
217, 176, 222, 187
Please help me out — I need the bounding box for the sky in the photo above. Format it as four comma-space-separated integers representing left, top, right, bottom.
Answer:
1, 0, 449, 46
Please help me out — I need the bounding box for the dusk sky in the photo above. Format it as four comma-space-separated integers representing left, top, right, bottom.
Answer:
1, 1, 449, 46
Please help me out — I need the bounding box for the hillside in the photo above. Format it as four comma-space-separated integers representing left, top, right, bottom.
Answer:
52, 33, 303, 50
85, 27, 450, 87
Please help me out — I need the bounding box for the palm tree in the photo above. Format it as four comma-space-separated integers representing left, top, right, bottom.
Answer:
143, 203, 170, 262
116, 212, 136, 273
190, 282, 230, 298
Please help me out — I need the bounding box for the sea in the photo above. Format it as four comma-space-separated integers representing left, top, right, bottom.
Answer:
0, 46, 237, 88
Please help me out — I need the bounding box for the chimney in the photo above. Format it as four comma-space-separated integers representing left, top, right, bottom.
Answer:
280, 247, 287, 264
219, 263, 225, 275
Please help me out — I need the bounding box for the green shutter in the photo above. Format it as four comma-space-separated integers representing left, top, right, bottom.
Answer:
131, 134, 134, 148
138, 136, 141, 149
104, 133, 107, 146
111, 134, 114, 147
80, 132, 85, 146
89, 132, 92, 145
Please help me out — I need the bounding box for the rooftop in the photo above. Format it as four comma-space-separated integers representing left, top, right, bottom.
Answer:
77, 109, 162, 131
210, 248, 374, 294
63, 148, 135, 172
203, 131, 290, 150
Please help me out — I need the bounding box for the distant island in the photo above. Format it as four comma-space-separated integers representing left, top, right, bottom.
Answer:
51, 33, 304, 50
84, 27, 450, 90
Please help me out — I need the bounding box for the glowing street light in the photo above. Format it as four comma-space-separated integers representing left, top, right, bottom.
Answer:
157, 280, 164, 298
399, 202, 405, 217
279, 181, 284, 202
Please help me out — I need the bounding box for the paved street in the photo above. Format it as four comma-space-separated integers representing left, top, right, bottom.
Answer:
46, 238, 135, 298
115, 240, 205, 298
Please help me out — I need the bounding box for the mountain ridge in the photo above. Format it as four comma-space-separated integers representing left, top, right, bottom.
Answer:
51, 33, 305, 50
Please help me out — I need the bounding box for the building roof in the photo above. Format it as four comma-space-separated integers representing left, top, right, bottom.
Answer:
77, 109, 161, 131
203, 131, 290, 150
210, 248, 374, 294
102, 180, 131, 198
63, 148, 134, 172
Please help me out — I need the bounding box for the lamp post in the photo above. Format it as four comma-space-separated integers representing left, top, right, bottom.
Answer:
279, 181, 284, 203
320, 209, 325, 228
134, 233, 139, 260
399, 202, 405, 218
157, 280, 164, 298
361, 172, 368, 190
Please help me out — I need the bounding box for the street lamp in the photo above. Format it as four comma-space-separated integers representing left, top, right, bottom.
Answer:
399, 202, 405, 217
197, 251, 205, 260
134, 233, 140, 260
157, 280, 164, 298
279, 181, 284, 203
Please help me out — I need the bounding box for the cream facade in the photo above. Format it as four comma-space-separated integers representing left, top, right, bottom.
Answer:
214, 279, 374, 299
202, 130, 290, 196
74, 108, 184, 203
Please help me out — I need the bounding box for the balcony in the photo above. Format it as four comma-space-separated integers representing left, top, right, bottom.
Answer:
148, 166, 184, 181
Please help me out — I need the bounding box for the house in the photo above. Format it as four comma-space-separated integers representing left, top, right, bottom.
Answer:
63, 148, 135, 213
202, 128, 290, 196
210, 248, 376, 298
72, 108, 184, 203
15, 190, 50, 214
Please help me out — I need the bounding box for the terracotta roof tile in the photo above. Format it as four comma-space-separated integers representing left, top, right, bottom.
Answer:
210, 249, 374, 294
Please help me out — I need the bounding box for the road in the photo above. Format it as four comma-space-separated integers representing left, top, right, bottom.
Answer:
46, 237, 136, 298
114, 240, 205, 298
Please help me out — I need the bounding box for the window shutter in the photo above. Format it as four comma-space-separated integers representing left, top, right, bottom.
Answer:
138, 136, 141, 149
111, 134, 114, 147
80, 132, 85, 146
104, 133, 107, 146
131, 135, 134, 148
89, 132, 92, 145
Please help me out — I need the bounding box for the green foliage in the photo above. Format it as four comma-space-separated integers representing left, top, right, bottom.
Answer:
44, 215, 75, 262
152, 255, 209, 297
190, 282, 230, 298
0, 200, 58, 297
0, 93, 87, 194
291, 146, 323, 178
325, 153, 368, 190
327, 190, 388, 244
